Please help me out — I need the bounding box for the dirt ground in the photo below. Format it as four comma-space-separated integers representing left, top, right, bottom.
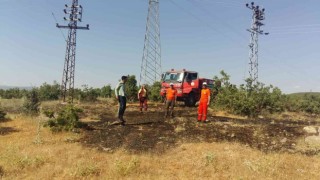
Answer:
79, 102, 320, 156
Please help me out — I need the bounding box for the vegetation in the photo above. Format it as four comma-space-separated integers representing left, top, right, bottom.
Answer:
286, 93, 320, 114
213, 71, 291, 117
100, 84, 113, 98
45, 105, 85, 132
1, 72, 320, 116
125, 75, 138, 102
22, 88, 40, 115
148, 81, 162, 101
78, 85, 100, 102
38, 81, 60, 101
0, 88, 28, 99
0, 109, 6, 121
1, 116, 319, 179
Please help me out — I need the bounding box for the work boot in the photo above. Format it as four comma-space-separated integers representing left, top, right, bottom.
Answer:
118, 116, 126, 123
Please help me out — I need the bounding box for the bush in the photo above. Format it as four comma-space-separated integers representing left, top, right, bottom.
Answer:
0, 88, 28, 99
148, 81, 162, 102
100, 84, 113, 98
38, 81, 60, 101
79, 85, 99, 102
212, 71, 286, 117
125, 75, 138, 102
0, 109, 6, 121
22, 88, 40, 115
44, 105, 86, 132
43, 109, 55, 118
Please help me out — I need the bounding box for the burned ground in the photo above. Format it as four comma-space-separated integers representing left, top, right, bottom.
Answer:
79, 103, 320, 155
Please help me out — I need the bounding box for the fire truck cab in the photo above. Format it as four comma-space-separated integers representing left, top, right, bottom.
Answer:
160, 69, 214, 106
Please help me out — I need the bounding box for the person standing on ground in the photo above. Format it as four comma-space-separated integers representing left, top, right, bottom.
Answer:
165, 83, 177, 118
138, 84, 148, 113
115, 76, 128, 125
198, 82, 211, 122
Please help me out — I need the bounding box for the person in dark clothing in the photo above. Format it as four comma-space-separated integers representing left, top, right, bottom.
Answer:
115, 76, 128, 125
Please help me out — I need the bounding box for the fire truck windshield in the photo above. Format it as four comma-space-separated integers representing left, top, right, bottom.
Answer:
163, 72, 184, 83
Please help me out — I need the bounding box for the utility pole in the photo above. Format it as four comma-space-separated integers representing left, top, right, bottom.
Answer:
246, 2, 268, 84
139, 0, 162, 86
56, 0, 89, 103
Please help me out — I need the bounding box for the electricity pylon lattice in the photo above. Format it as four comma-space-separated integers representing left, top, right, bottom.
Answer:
246, 2, 268, 84
140, 0, 162, 86
56, 0, 89, 103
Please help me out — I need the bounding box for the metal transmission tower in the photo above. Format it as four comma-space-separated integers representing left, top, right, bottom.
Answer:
140, 0, 162, 86
56, 0, 89, 103
246, 2, 268, 83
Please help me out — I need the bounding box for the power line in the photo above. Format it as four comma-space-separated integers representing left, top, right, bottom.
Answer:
168, 0, 223, 35
269, 24, 320, 30
51, 12, 67, 42
187, 0, 248, 41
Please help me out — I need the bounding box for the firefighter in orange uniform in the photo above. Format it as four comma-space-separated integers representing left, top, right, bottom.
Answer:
138, 85, 148, 112
165, 83, 177, 118
198, 82, 211, 122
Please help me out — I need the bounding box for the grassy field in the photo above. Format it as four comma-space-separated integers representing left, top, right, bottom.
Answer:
0, 99, 320, 179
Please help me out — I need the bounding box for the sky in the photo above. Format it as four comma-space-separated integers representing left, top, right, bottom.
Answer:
0, 0, 320, 94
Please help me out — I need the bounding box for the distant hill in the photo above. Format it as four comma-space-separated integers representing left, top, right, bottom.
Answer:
287, 92, 320, 98
0, 85, 33, 90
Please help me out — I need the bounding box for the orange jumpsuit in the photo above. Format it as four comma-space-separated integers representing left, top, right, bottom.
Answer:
165, 87, 177, 117
198, 88, 210, 121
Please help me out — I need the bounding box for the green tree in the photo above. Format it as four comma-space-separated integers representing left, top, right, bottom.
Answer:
22, 88, 40, 115
79, 85, 99, 102
125, 75, 138, 102
149, 81, 162, 102
1, 88, 26, 99
38, 81, 60, 101
100, 84, 113, 98
212, 71, 286, 117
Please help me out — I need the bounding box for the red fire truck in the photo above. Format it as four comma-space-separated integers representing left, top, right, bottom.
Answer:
160, 69, 214, 106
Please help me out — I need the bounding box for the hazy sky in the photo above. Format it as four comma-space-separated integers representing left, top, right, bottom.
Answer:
1, 0, 320, 93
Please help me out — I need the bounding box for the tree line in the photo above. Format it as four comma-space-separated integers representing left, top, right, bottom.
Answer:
1, 73, 320, 117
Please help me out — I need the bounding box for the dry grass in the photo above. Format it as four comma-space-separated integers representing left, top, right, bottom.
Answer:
0, 114, 319, 179
0, 99, 24, 113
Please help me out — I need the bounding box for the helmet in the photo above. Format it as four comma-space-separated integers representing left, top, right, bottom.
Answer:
203, 82, 207, 86
170, 83, 174, 86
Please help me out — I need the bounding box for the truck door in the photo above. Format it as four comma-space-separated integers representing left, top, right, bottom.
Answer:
183, 72, 198, 94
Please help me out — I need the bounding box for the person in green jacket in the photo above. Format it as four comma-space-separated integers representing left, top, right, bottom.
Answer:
115, 76, 128, 125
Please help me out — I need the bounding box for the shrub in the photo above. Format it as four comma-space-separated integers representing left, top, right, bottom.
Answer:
0, 109, 6, 121
38, 81, 60, 101
212, 71, 286, 117
100, 84, 113, 98
148, 81, 162, 102
78, 85, 99, 102
44, 105, 86, 132
43, 109, 55, 118
125, 75, 138, 102
22, 88, 40, 115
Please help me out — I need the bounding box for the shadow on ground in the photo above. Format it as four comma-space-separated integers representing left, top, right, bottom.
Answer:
79, 104, 320, 155
0, 126, 19, 136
